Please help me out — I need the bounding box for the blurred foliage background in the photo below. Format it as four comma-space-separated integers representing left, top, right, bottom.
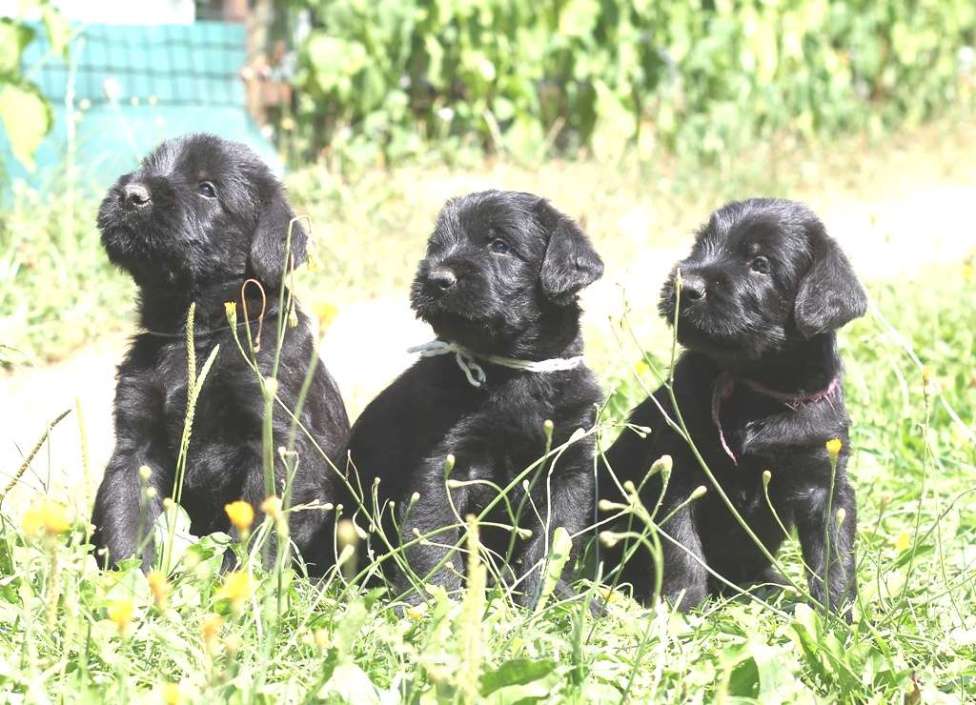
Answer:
282, 0, 976, 171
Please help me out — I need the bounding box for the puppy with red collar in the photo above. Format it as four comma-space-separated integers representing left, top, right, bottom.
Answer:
602, 198, 866, 615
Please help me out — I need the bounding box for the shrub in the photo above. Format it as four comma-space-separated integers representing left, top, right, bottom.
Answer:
288, 0, 976, 169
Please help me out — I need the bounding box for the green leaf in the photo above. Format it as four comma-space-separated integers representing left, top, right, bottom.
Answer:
0, 19, 35, 74
0, 82, 51, 171
480, 658, 556, 696
41, 6, 71, 59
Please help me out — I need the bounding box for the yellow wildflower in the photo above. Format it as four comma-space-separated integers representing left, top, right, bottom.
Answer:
313, 301, 339, 332
224, 500, 254, 534
161, 682, 182, 705
825, 438, 843, 461
405, 603, 427, 622
22, 499, 71, 538
215, 571, 254, 611
314, 628, 330, 650
201, 614, 223, 650
107, 598, 135, 635
894, 531, 912, 552
147, 570, 170, 609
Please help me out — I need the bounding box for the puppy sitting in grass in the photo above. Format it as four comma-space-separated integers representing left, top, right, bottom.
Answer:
343, 190, 604, 608
603, 198, 866, 615
91, 134, 349, 574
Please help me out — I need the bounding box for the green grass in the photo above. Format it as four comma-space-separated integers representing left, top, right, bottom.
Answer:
1, 261, 974, 704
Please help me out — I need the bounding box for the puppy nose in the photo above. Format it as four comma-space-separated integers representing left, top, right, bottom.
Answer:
122, 183, 151, 208
428, 267, 457, 292
680, 274, 706, 303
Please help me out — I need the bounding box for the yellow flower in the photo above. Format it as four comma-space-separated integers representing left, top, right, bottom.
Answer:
261, 495, 283, 520
314, 628, 330, 650
825, 438, 843, 461
313, 301, 339, 332
22, 499, 71, 538
215, 571, 254, 611
224, 500, 254, 534
147, 570, 170, 609
405, 603, 427, 622
893, 531, 912, 552
201, 613, 223, 649
161, 682, 182, 705
224, 301, 237, 326
598, 586, 625, 605
107, 598, 135, 635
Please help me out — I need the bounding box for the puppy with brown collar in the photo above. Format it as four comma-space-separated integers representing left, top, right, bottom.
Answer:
603, 198, 866, 614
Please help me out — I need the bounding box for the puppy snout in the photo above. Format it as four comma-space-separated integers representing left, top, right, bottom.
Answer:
428, 267, 458, 293
680, 274, 707, 304
122, 183, 151, 209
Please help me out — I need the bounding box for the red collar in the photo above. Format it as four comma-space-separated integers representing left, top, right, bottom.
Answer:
710, 371, 841, 465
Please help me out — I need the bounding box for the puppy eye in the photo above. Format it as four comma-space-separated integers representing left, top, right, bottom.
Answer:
489, 238, 511, 255
197, 181, 217, 199
750, 256, 770, 274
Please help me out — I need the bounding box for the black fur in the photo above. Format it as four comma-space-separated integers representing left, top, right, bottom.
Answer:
603, 198, 866, 614
91, 134, 349, 574
342, 190, 604, 607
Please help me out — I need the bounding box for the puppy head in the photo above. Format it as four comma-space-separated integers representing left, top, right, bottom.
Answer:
410, 190, 603, 353
659, 198, 867, 362
97, 133, 306, 292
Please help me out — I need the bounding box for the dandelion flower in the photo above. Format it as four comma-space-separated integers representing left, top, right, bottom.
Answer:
201, 613, 223, 650
825, 438, 843, 460
405, 604, 427, 622
224, 500, 254, 533
216, 571, 253, 611
147, 570, 170, 609
107, 598, 135, 635
161, 682, 182, 705
22, 499, 71, 538
313, 301, 339, 332
894, 531, 912, 552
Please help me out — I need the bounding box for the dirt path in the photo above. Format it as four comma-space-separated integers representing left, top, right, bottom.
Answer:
1, 178, 973, 511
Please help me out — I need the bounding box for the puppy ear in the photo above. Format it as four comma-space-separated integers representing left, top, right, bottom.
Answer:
537, 201, 604, 303
250, 188, 308, 288
794, 229, 867, 338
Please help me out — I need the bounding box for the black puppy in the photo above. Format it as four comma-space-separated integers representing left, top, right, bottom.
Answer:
603, 198, 866, 613
91, 134, 349, 574
343, 190, 604, 607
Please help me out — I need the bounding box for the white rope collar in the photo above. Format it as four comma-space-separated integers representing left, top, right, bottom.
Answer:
408, 339, 584, 388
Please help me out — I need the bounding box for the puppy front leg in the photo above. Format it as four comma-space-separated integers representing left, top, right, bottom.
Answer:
658, 505, 710, 611
396, 472, 466, 604
795, 482, 857, 614
515, 467, 593, 609
91, 449, 170, 571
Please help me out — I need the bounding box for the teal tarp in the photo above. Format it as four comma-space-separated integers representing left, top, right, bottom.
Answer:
1, 21, 281, 198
